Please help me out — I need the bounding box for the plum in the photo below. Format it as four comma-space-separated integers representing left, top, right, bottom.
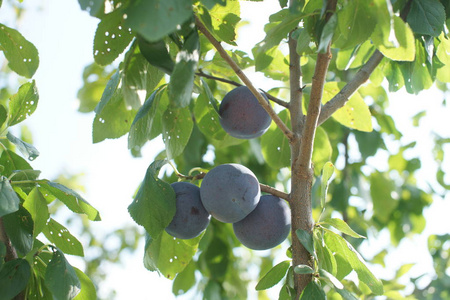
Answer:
233, 195, 291, 250
200, 164, 260, 223
165, 182, 211, 239
219, 86, 271, 139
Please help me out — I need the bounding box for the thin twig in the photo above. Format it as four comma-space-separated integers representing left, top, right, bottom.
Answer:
195, 15, 295, 142
195, 70, 290, 108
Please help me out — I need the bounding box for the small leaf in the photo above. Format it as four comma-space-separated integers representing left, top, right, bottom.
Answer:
162, 107, 194, 159
319, 218, 365, 239
43, 218, 84, 257
318, 14, 337, 53
23, 187, 49, 237
295, 229, 314, 256
319, 162, 334, 208
0, 24, 39, 78
0, 259, 31, 300
6, 132, 39, 161
299, 281, 326, 299
407, 0, 445, 36
0, 176, 20, 218
45, 249, 81, 300
294, 265, 315, 275
128, 160, 176, 239
8, 80, 39, 126
73, 267, 97, 300
255, 260, 291, 290
3, 205, 34, 255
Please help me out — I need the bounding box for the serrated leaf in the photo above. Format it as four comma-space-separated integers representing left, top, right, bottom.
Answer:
255, 260, 291, 290
137, 36, 174, 74
144, 231, 203, 279
128, 160, 176, 239
162, 107, 194, 159
8, 80, 39, 126
93, 7, 134, 66
299, 281, 326, 300
45, 249, 81, 300
41, 182, 100, 221
320, 218, 365, 239
73, 268, 96, 300
294, 264, 314, 274
77, 0, 103, 17
0, 259, 31, 300
3, 205, 34, 256
43, 218, 84, 256
407, 0, 445, 36
296, 229, 314, 256
124, 0, 193, 42
23, 187, 49, 237
200, 1, 241, 45
0, 176, 20, 218
324, 229, 384, 295
319, 162, 334, 208
6, 131, 39, 161
0, 24, 39, 78
168, 30, 199, 108
261, 109, 291, 169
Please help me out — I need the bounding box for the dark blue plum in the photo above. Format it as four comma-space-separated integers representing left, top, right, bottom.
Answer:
165, 182, 211, 239
200, 164, 260, 223
233, 195, 291, 250
219, 86, 271, 139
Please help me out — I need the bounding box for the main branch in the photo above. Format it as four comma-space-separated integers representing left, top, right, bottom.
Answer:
195, 15, 295, 142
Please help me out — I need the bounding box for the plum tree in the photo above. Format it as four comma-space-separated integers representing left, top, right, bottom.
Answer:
233, 195, 291, 251
219, 86, 272, 139
200, 163, 260, 223
165, 182, 211, 239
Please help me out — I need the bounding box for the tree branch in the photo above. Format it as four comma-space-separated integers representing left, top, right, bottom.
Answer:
0, 217, 18, 262
288, 30, 304, 136
195, 15, 295, 142
195, 70, 290, 108
318, 50, 384, 125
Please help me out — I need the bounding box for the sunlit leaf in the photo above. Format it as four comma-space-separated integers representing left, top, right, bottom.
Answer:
73, 267, 97, 300
6, 132, 39, 161
319, 162, 334, 208
45, 249, 81, 300
23, 187, 49, 237
0, 176, 20, 218
8, 80, 39, 126
319, 218, 365, 239
43, 218, 84, 256
162, 107, 194, 159
255, 260, 291, 290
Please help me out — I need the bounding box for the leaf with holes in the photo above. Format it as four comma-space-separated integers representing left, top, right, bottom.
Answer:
144, 231, 203, 279
73, 267, 97, 300
128, 160, 176, 239
162, 106, 194, 159
7, 80, 39, 126
407, 0, 445, 37
23, 187, 49, 237
0, 176, 20, 218
255, 260, 291, 291
94, 7, 134, 66
3, 205, 34, 256
6, 131, 39, 161
40, 181, 101, 221
322, 82, 372, 132
43, 218, 84, 256
261, 109, 290, 169
0, 24, 39, 78
124, 0, 193, 42
0, 259, 31, 300
45, 249, 81, 300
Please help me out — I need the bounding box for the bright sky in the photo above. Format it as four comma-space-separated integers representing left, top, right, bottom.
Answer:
3, 0, 449, 299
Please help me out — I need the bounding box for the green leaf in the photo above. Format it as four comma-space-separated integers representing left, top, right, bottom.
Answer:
0, 176, 20, 218
73, 267, 97, 300
319, 218, 365, 239
336, 41, 376, 70
315, 231, 337, 275
162, 106, 194, 159
23, 187, 49, 237
0, 24, 39, 78
6, 131, 39, 161
7, 80, 39, 126
318, 13, 337, 53
45, 249, 81, 300
261, 109, 291, 169
128, 86, 166, 153
372, 16, 415, 61
77, 0, 102, 17
128, 160, 176, 239
94, 70, 120, 114
407, 0, 445, 36
370, 172, 397, 223
319, 268, 343, 289
322, 82, 372, 132
299, 281, 326, 299
137, 36, 175, 74
93, 7, 134, 66
0, 105, 7, 129
0, 259, 31, 299
193, 92, 228, 140
255, 260, 291, 290
40, 182, 101, 221
168, 30, 199, 108
144, 231, 203, 279
313, 129, 332, 177
201, 0, 226, 10
0, 242, 5, 268
436, 33, 450, 82
3, 205, 34, 256
400, 40, 433, 94
296, 229, 314, 256
124, 0, 193, 42
172, 260, 196, 296
294, 264, 315, 274
324, 229, 384, 295
319, 162, 334, 208
199, 1, 241, 45
92, 88, 136, 143
295, 28, 312, 54
43, 218, 84, 257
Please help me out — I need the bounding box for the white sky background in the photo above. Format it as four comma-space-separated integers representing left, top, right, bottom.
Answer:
2, 0, 449, 298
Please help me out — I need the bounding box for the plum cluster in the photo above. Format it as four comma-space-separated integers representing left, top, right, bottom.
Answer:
165, 164, 291, 250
